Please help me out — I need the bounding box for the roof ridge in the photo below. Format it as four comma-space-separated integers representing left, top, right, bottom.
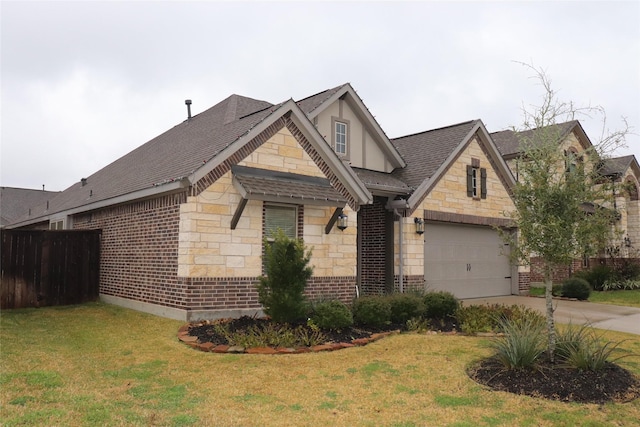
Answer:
392, 120, 478, 141
295, 83, 347, 104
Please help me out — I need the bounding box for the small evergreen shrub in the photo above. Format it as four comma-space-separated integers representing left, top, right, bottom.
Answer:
562, 278, 591, 300
455, 304, 495, 334
456, 304, 545, 335
552, 284, 563, 297
387, 293, 425, 324
309, 300, 353, 330
578, 265, 615, 291
423, 291, 459, 319
352, 296, 391, 327
256, 229, 313, 323
490, 316, 546, 370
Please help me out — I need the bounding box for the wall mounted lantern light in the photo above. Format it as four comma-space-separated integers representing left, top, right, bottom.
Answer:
414, 217, 425, 235
337, 213, 348, 231
624, 236, 632, 248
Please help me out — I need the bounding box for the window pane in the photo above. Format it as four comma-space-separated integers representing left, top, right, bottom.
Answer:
265, 205, 296, 239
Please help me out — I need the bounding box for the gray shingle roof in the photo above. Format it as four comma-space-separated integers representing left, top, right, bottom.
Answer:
391, 120, 479, 188
491, 120, 580, 158
295, 84, 346, 115
0, 187, 60, 227
599, 155, 635, 177
15, 95, 280, 224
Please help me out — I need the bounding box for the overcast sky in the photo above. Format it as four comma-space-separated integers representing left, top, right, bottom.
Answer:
2, 1, 639, 191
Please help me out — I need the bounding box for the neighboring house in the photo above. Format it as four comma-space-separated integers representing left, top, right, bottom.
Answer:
492, 121, 640, 283
8, 83, 518, 321
0, 186, 60, 229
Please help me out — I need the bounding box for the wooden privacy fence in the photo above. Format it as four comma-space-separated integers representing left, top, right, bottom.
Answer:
1, 229, 101, 309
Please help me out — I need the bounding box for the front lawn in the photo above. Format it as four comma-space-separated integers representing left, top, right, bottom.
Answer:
588, 289, 640, 308
1, 302, 639, 426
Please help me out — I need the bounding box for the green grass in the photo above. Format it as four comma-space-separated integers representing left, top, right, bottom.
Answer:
589, 289, 640, 307
1, 302, 639, 426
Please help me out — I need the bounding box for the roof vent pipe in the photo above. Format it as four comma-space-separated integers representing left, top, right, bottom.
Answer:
185, 99, 192, 120
81, 178, 87, 186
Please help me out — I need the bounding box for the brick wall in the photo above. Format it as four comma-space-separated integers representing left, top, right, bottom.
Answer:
73, 193, 189, 309
359, 197, 391, 295
529, 257, 589, 284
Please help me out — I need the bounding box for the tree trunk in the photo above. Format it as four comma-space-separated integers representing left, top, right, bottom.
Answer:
544, 264, 556, 362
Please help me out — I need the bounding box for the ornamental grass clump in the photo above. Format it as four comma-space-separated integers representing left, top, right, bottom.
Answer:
489, 314, 546, 370
256, 229, 313, 324
555, 323, 631, 371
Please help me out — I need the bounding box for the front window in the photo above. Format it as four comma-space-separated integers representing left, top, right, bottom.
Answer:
264, 204, 297, 240
335, 121, 347, 155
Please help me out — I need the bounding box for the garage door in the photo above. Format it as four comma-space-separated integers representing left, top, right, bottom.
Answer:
424, 222, 513, 299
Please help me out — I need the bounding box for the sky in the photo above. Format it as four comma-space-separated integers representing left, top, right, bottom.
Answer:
2, 1, 639, 191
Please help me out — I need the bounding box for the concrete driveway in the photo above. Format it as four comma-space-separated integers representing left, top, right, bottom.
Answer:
462, 296, 640, 335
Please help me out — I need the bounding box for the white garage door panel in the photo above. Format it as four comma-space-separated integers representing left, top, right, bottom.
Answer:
424, 223, 512, 299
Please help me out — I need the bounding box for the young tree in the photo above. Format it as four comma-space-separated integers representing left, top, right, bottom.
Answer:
504, 63, 630, 361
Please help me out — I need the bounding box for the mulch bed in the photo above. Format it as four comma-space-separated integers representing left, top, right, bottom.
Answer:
183, 316, 640, 404
468, 356, 640, 404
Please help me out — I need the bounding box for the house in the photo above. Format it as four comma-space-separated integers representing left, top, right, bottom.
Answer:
0, 186, 60, 229
492, 121, 640, 283
8, 83, 519, 320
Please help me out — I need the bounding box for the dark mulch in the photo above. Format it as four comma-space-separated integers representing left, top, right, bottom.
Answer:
468, 356, 640, 404
188, 315, 413, 346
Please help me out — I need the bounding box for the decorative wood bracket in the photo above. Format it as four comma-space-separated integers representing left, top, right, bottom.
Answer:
325, 207, 344, 234
230, 198, 248, 230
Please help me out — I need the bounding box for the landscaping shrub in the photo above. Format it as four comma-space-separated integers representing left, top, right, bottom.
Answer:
387, 293, 425, 324
562, 278, 591, 300
423, 291, 459, 319
309, 300, 353, 331
455, 304, 495, 334
256, 229, 313, 323
456, 304, 545, 335
601, 278, 640, 291
490, 315, 546, 370
578, 265, 615, 291
352, 296, 391, 327
615, 258, 640, 281
555, 323, 630, 371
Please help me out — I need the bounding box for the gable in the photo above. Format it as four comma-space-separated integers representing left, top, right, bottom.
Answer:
314, 99, 393, 172
419, 135, 515, 219
238, 127, 326, 178
303, 84, 405, 173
